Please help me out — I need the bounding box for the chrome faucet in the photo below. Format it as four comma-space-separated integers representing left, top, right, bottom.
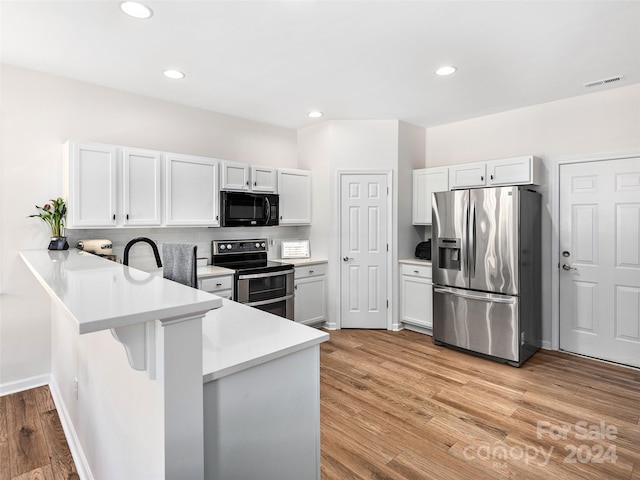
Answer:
123, 237, 162, 267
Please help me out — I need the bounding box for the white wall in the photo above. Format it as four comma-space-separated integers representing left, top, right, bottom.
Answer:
424, 83, 640, 347
298, 120, 421, 329
0, 64, 298, 388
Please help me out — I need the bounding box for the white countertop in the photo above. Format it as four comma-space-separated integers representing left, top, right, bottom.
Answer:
196, 265, 236, 277
399, 258, 432, 266
202, 299, 329, 382
21, 249, 222, 334
278, 257, 328, 266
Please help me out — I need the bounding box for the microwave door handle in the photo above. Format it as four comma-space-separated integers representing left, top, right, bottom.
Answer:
264, 197, 270, 225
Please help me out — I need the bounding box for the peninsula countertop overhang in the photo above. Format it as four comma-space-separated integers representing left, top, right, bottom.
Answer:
20, 249, 223, 334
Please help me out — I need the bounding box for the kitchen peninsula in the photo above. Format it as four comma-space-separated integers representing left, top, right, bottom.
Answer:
20, 249, 328, 480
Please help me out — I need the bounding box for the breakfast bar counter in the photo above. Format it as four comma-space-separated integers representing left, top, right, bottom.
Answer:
20, 249, 328, 480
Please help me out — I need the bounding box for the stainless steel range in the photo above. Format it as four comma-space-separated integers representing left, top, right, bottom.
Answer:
211, 239, 294, 320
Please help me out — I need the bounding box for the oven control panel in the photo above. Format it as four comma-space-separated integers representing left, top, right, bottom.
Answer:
212, 239, 268, 255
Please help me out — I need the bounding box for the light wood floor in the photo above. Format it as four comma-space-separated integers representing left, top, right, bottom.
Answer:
0, 386, 78, 480
3, 330, 639, 479
320, 328, 640, 480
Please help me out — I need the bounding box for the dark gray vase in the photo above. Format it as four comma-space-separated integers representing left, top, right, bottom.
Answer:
48, 236, 69, 250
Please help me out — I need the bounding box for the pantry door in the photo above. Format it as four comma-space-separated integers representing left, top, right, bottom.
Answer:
559, 157, 640, 367
339, 173, 390, 329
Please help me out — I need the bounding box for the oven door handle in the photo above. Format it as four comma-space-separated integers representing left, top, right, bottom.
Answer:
244, 294, 294, 308
237, 269, 294, 280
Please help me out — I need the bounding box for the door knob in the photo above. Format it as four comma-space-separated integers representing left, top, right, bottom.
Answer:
562, 263, 577, 271
343, 256, 353, 262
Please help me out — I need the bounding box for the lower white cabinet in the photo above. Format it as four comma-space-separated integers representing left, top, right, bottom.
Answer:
400, 263, 433, 330
199, 274, 234, 300
294, 263, 327, 326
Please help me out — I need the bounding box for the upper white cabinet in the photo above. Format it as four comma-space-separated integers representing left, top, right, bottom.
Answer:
165, 153, 220, 226
221, 161, 276, 192
64, 141, 118, 228
221, 161, 250, 191
449, 155, 542, 189
251, 166, 277, 192
449, 162, 487, 189
486, 155, 542, 186
122, 148, 162, 226
413, 167, 449, 225
277, 168, 312, 225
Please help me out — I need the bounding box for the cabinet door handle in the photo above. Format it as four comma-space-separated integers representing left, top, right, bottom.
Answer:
490, 174, 494, 180
112, 214, 116, 220
480, 175, 484, 181
126, 214, 129, 220
246, 181, 249, 186
254, 181, 257, 186
309, 270, 314, 274
216, 283, 222, 287
294, 285, 298, 290
414, 270, 419, 274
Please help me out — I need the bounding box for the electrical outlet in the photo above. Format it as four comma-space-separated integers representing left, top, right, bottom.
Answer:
74, 377, 79, 400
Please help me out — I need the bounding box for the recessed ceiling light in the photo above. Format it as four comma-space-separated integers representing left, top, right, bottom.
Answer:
120, 2, 153, 19
308, 111, 323, 118
163, 70, 185, 79
435, 66, 457, 76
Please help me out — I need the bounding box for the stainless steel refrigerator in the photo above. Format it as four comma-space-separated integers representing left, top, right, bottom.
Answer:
432, 186, 541, 367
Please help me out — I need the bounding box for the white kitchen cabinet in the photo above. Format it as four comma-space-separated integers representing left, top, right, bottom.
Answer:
294, 262, 327, 326
449, 162, 487, 189
221, 161, 276, 192
64, 141, 118, 228
278, 168, 312, 225
250, 165, 277, 192
400, 262, 433, 330
413, 167, 449, 225
199, 274, 234, 301
221, 161, 250, 191
121, 147, 162, 226
449, 155, 542, 189
165, 153, 220, 226
486, 155, 542, 186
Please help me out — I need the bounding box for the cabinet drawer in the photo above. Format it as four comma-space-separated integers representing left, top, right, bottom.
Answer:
199, 275, 233, 292
401, 263, 432, 279
294, 263, 327, 279
211, 289, 233, 301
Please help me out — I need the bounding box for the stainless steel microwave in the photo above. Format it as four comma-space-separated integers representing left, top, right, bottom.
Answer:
220, 191, 279, 227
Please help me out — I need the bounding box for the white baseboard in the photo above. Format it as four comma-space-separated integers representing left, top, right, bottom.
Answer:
403, 323, 433, 336
48, 378, 94, 480
0, 374, 50, 396
541, 340, 552, 350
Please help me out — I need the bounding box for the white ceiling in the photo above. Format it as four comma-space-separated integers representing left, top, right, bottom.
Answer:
2, 1, 639, 130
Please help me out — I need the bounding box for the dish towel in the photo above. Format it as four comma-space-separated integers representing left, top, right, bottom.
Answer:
162, 243, 198, 288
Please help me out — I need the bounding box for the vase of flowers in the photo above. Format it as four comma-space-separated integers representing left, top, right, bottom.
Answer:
28, 197, 69, 250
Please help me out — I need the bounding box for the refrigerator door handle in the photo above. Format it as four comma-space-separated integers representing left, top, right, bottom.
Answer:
470, 201, 476, 278
434, 286, 517, 304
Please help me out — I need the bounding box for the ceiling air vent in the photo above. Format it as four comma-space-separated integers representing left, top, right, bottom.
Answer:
583, 75, 624, 88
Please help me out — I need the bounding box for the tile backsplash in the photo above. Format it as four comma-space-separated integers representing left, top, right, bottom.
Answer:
67, 226, 305, 271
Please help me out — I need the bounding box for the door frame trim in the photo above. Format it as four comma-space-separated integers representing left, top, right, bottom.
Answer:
552, 150, 640, 351
334, 169, 393, 330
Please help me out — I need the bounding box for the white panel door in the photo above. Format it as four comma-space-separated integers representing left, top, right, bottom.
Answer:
340, 174, 388, 329
560, 158, 640, 367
